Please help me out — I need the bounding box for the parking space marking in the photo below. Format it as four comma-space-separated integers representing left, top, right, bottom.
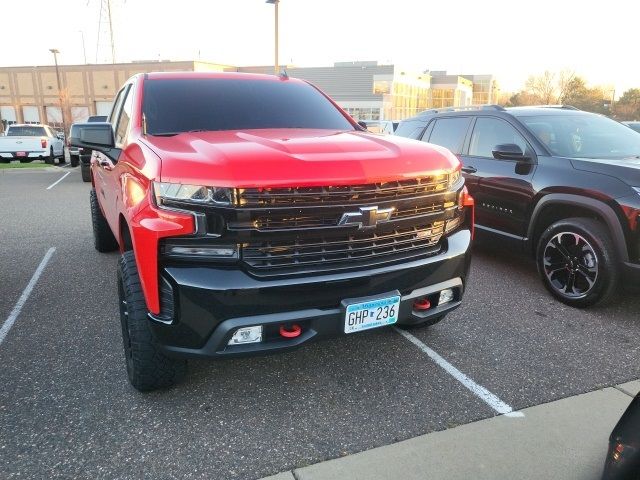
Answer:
46, 172, 71, 190
394, 328, 524, 417
0, 248, 55, 346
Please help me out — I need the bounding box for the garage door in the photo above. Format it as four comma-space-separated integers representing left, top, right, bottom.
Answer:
0, 106, 17, 122
95, 101, 113, 117
46, 106, 62, 123
71, 106, 90, 123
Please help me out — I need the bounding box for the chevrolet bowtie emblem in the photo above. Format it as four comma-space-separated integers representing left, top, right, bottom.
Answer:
338, 206, 394, 229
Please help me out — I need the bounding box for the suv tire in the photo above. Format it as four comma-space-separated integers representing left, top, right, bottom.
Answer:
45, 147, 54, 164
70, 155, 79, 167
118, 251, 187, 392
80, 162, 91, 182
90, 188, 119, 252
536, 217, 619, 308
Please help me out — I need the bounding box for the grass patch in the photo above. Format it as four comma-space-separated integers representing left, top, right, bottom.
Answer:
0, 161, 52, 169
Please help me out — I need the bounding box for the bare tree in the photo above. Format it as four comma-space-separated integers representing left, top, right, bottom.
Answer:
525, 70, 557, 104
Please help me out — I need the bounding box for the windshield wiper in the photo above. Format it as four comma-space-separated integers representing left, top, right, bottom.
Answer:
149, 129, 209, 137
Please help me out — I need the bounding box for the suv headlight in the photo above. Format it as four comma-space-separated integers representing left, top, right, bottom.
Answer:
449, 169, 461, 186
153, 182, 234, 207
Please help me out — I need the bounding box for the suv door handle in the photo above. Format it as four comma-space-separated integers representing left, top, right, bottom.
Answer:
461, 166, 477, 174
99, 159, 113, 171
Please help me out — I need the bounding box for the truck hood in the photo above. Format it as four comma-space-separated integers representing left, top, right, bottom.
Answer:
571, 157, 640, 188
142, 129, 459, 187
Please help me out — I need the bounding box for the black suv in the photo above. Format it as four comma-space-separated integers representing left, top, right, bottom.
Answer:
396, 105, 640, 307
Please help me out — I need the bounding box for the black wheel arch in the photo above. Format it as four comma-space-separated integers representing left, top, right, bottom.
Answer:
526, 194, 630, 262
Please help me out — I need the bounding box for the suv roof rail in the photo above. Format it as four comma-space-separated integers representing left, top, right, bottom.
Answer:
417, 104, 506, 116
523, 105, 580, 110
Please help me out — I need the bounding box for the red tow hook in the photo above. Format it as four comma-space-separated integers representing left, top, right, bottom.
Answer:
279, 324, 302, 338
413, 298, 431, 311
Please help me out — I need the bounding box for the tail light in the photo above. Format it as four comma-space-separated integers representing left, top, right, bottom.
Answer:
40, 138, 47, 148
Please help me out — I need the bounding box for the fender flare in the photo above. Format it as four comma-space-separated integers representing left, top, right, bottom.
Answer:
527, 194, 629, 262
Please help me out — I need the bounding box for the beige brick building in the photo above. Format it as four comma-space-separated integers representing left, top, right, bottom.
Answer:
0, 60, 231, 132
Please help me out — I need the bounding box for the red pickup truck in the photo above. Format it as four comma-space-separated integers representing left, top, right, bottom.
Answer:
70, 72, 474, 391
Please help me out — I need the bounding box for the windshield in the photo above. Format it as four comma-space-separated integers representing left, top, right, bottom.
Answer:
7, 126, 46, 137
143, 78, 355, 135
521, 114, 640, 159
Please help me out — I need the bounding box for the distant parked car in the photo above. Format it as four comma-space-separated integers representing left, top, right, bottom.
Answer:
362, 120, 399, 135
601, 391, 640, 480
0, 124, 65, 164
622, 121, 640, 134
396, 104, 640, 307
69, 115, 107, 178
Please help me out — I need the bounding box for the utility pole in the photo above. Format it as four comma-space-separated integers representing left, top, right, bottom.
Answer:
96, 0, 116, 63
49, 48, 67, 137
107, 0, 116, 63
79, 30, 87, 64
266, 0, 280, 74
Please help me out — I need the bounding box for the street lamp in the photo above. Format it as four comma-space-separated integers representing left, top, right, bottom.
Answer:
49, 48, 67, 138
265, 0, 279, 74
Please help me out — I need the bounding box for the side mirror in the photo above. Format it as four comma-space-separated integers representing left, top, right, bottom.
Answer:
69, 122, 120, 160
357, 121, 369, 130
492, 143, 531, 161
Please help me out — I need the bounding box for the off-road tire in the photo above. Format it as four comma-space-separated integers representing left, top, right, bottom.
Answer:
81, 162, 91, 182
536, 217, 619, 308
118, 251, 187, 392
90, 188, 118, 252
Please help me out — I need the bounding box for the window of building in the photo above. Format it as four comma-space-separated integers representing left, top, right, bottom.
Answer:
425, 117, 471, 153
468, 117, 528, 158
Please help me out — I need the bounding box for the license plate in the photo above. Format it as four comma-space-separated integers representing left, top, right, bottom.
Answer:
16, 151, 26, 157
344, 294, 400, 334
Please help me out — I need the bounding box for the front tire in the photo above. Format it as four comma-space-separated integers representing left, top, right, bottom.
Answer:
80, 162, 91, 182
536, 217, 619, 308
90, 188, 118, 252
70, 155, 79, 167
118, 251, 187, 392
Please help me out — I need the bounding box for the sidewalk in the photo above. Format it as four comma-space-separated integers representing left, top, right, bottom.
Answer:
262, 380, 639, 480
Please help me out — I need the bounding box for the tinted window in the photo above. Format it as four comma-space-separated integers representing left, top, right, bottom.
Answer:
143, 78, 355, 135
469, 117, 528, 158
108, 87, 127, 125
394, 120, 425, 139
7, 126, 46, 136
426, 117, 471, 153
115, 88, 133, 146
521, 115, 640, 159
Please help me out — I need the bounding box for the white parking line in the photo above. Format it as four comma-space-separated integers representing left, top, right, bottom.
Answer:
394, 327, 525, 418
0, 248, 56, 346
46, 171, 70, 190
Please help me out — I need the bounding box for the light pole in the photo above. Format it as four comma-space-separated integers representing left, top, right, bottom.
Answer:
266, 0, 279, 74
79, 31, 87, 64
49, 48, 67, 137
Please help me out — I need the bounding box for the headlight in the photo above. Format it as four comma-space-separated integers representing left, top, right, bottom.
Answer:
153, 182, 234, 206
449, 169, 461, 185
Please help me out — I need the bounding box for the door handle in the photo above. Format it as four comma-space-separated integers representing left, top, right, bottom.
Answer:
461, 166, 477, 174
99, 160, 113, 171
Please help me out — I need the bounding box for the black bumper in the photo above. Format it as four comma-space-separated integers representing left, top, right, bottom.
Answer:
150, 229, 472, 359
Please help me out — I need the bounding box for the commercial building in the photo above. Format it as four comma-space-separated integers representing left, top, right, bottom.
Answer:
0, 60, 498, 131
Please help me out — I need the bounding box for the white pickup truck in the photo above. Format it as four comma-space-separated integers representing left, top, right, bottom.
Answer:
0, 124, 65, 164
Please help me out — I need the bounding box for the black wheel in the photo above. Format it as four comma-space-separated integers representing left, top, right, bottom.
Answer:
19, 159, 33, 163
70, 155, 79, 167
45, 147, 54, 164
536, 217, 619, 308
397, 314, 447, 330
81, 162, 91, 182
118, 251, 187, 392
58, 149, 65, 164
0, 158, 9, 164
90, 188, 119, 252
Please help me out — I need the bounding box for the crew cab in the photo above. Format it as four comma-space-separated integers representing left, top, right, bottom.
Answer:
0, 124, 65, 164
70, 72, 474, 391
396, 105, 640, 307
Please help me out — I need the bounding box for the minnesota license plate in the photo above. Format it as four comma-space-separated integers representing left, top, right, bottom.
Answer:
344, 294, 400, 334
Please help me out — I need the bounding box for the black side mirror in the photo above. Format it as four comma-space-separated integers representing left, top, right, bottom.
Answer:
357, 121, 369, 130
492, 143, 531, 161
69, 122, 120, 160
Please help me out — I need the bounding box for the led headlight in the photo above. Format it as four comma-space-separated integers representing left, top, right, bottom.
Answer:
153, 182, 234, 206
449, 169, 461, 185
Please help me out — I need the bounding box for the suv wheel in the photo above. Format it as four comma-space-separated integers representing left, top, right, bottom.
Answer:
80, 162, 91, 182
118, 251, 187, 392
90, 188, 119, 252
45, 147, 54, 164
70, 155, 79, 167
536, 217, 619, 307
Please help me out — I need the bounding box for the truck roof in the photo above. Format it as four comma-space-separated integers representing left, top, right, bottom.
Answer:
144, 71, 304, 84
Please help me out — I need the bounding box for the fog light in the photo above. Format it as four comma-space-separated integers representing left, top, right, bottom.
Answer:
228, 326, 263, 345
438, 288, 454, 305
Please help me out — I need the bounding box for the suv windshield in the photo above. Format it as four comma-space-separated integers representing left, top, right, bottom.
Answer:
143, 78, 355, 135
520, 114, 640, 159
7, 126, 47, 137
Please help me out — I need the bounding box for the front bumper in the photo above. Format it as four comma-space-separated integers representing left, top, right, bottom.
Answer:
149, 229, 472, 359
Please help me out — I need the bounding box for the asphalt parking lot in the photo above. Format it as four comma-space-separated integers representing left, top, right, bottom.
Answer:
1, 166, 639, 480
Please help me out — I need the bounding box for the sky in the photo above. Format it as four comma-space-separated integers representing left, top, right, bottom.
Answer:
2, 0, 638, 95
